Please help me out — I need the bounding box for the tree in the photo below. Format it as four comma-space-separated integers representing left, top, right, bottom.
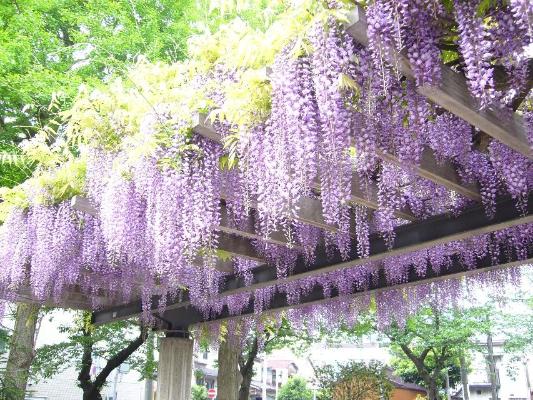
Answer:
391, 348, 462, 390
0, 0, 200, 143
278, 377, 313, 400
314, 361, 392, 400
191, 384, 208, 400
31, 311, 150, 400
234, 315, 374, 400
236, 318, 318, 400
0, 323, 24, 399
384, 306, 484, 400
3, 303, 42, 400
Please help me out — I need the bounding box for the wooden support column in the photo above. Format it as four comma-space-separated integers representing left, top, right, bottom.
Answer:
157, 337, 193, 400
217, 337, 241, 400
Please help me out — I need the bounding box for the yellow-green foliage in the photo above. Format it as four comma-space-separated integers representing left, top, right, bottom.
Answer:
0, 1, 355, 219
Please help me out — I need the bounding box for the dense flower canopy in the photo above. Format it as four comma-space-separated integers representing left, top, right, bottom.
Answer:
0, 0, 532, 334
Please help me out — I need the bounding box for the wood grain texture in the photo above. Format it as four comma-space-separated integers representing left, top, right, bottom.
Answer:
377, 148, 481, 201
91, 195, 532, 325
157, 338, 194, 400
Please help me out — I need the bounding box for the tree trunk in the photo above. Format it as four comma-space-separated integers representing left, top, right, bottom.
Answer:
427, 379, 439, 400
5, 303, 41, 400
445, 369, 451, 400
144, 331, 155, 400
82, 387, 103, 400
217, 338, 240, 400
238, 338, 259, 400
486, 332, 499, 400
238, 370, 253, 400
78, 320, 146, 400
460, 354, 470, 400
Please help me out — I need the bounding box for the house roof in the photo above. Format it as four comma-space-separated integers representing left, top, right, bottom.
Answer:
386, 370, 427, 393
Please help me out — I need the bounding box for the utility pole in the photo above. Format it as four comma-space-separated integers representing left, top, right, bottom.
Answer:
524, 360, 531, 400
460, 354, 470, 400
486, 332, 499, 400
112, 368, 120, 399
274, 369, 279, 400
262, 358, 267, 400
445, 369, 451, 400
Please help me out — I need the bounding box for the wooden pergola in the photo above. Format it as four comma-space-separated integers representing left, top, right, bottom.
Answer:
40, 6, 531, 399
68, 5, 532, 330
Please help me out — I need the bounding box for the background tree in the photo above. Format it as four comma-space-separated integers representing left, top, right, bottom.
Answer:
390, 348, 462, 389
191, 384, 208, 400
314, 361, 392, 400
235, 315, 374, 400
384, 306, 484, 400
0, 0, 201, 142
278, 376, 313, 400
31, 311, 151, 400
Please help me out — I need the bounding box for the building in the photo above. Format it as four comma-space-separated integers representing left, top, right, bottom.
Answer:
452, 340, 532, 400
25, 365, 146, 400
388, 373, 427, 400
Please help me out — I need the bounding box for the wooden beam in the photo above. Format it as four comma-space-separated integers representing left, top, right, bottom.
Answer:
13, 286, 102, 310
230, 196, 533, 293
93, 250, 532, 327
193, 113, 417, 221
175, 255, 531, 328
377, 148, 481, 201
91, 194, 532, 325
345, 6, 532, 159
71, 196, 262, 272
262, 52, 480, 202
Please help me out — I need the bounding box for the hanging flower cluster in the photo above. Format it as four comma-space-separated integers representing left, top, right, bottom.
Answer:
0, 1, 531, 334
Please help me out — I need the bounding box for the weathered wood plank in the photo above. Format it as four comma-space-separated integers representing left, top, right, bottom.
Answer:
93, 254, 531, 325
193, 113, 417, 221
91, 194, 533, 325
218, 201, 302, 249
188, 256, 531, 326
14, 286, 102, 310
173, 194, 533, 299
377, 148, 481, 201
345, 6, 531, 159
71, 196, 262, 272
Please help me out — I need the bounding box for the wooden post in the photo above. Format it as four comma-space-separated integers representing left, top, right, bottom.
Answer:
217, 337, 241, 400
157, 337, 193, 400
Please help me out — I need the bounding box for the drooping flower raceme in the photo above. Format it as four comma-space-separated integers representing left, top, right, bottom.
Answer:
454, 0, 497, 108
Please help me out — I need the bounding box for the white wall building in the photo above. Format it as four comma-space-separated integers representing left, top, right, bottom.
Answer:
454, 341, 532, 400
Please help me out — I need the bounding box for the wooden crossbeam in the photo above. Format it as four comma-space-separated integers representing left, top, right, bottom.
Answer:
377, 148, 481, 201
345, 6, 531, 159
14, 286, 103, 310
161, 254, 532, 328
91, 194, 533, 325
71, 196, 262, 272
193, 114, 337, 229
193, 113, 417, 221
262, 51, 481, 201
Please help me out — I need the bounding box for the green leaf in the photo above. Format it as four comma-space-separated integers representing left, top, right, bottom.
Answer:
338, 73, 361, 98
